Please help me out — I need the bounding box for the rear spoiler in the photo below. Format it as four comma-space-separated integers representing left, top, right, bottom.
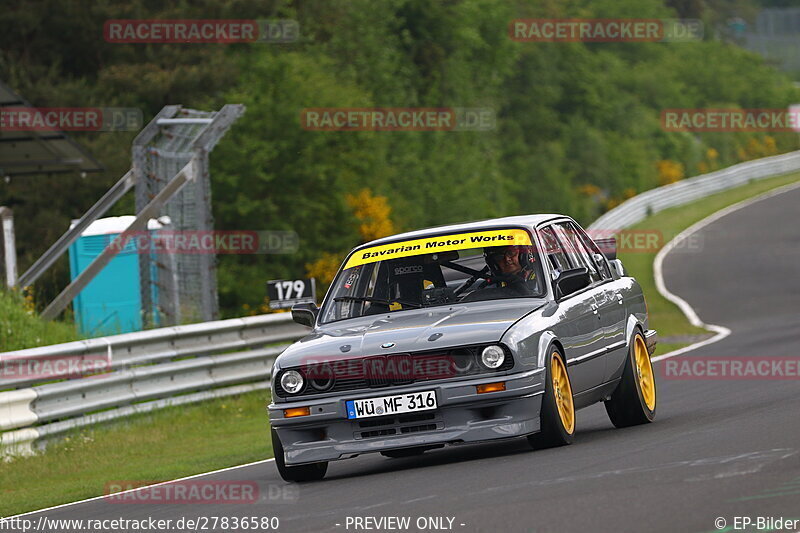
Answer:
594, 237, 617, 260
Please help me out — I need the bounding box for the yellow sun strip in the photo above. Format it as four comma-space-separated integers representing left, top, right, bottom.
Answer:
343, 229, 532, 269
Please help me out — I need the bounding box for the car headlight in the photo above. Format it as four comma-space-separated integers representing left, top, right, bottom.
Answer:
480, 345, 505, 369
308, 364, 334, 392
280, 370, 305, 394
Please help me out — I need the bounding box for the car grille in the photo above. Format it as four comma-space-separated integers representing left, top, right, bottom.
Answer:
354, 412, 441, 439
360, 428, 397, 438
274, 345, 514, 398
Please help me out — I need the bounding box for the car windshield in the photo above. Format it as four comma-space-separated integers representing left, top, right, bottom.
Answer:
319, 228, 546, 324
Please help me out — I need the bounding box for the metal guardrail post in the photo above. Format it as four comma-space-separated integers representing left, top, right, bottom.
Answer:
0, 206, 18, 288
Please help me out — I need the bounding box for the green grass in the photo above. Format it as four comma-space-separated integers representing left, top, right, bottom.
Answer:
619, 171, 800, 351
0, 390, 274, 517
0, 290, 80, 352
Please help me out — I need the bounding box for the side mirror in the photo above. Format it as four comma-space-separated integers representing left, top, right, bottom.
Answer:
555, 267, 592, 300
609, 259, 626, 279
594, 237, 617, 260
291, 302, 318, 328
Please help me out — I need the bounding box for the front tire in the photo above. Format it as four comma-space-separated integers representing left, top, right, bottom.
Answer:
528, 347, 575, 450
604, 330, 657, 428
271, 427, 328, 482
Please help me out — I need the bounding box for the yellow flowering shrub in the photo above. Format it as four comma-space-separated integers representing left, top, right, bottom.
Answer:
346, 188, 395, 242
301, 189, 396, 296
657, 159, 685, 186
577, 184, 602, 197
306, 251, 344, 288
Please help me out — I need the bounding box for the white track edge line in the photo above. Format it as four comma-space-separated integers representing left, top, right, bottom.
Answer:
4, 457, 276, 519
651, 179, 800, 363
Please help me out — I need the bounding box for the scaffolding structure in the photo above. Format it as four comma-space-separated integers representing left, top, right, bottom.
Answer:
133, 105, 243, 326
28, 104, 244, 325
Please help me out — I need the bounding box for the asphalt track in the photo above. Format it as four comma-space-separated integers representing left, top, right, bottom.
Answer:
13, 185, 800, 533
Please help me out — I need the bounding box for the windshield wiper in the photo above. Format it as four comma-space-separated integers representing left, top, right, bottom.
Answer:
333, 296, 423, 309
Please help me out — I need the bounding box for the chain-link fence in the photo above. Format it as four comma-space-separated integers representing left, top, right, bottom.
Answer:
133, 106, 243, 327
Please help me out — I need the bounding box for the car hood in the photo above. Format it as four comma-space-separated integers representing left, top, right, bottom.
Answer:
276, 299, 545, 368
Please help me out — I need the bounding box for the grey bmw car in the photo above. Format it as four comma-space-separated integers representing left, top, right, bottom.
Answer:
268, 214, 658, 481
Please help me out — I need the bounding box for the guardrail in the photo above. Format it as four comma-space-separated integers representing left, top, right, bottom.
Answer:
1, 313, 305, 390
588, 150, 800, 231
3, 149, 800, 455
0, 314, 308, 455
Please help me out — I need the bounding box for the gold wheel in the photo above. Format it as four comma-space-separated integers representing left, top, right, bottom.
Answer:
550, 351, 575, 434
633, 334, 656, 411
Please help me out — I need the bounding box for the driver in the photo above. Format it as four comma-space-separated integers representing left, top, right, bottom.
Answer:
483, 245, 540, 295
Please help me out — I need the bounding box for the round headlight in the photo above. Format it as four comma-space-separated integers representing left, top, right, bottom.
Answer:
481, 345, 505, 369
280, 370, 304, 394
451, 349, 476, 374
309, 364, 334, 392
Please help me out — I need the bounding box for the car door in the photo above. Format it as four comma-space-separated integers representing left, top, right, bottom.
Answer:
563, 221, 629, 382
579, 225, 630, 381
539, 224, 605, 395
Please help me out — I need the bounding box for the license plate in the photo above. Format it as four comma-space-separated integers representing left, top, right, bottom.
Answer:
346, 390, 437, 419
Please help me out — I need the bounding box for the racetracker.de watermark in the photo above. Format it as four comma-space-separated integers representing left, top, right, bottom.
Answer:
584, 229, 702, 254
104, 19, 299, 43
509, 18, 703, 42
103, 480, 298, 504
0, 107, 143, 131
300, 108, 496, 131
107, 230, 299, 254
661, 357, 800, 380
0, 353, 111, 381
662, 108, 800, 132
301, 355, 458, 381
585, 229, 665, 254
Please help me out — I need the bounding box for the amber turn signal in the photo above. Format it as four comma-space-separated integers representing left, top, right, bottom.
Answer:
284, 407, 311, 418
476, 382, 506, 394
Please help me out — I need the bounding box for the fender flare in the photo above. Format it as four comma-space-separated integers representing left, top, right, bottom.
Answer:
536, 330, 560, 368
624, 314, 646, 350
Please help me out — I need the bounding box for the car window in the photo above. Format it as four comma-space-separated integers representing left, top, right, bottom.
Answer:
573, 224, 613, 280
537, 226, 572, 278
554, 222, 602, 283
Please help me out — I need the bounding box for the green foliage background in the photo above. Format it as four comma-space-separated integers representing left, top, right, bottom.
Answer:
1, 0, 797, 320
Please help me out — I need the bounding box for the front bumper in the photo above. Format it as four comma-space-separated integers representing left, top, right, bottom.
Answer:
268, 368, 545, 465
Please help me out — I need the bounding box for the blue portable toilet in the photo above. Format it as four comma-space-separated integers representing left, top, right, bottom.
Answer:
68, 216, 161, 337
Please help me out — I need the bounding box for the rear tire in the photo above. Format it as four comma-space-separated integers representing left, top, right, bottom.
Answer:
604, 330, 657, 428
528, 347, 575, 450
272, 427, 328, 482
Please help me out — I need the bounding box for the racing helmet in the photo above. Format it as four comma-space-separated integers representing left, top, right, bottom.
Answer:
484, 244, 536, 275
